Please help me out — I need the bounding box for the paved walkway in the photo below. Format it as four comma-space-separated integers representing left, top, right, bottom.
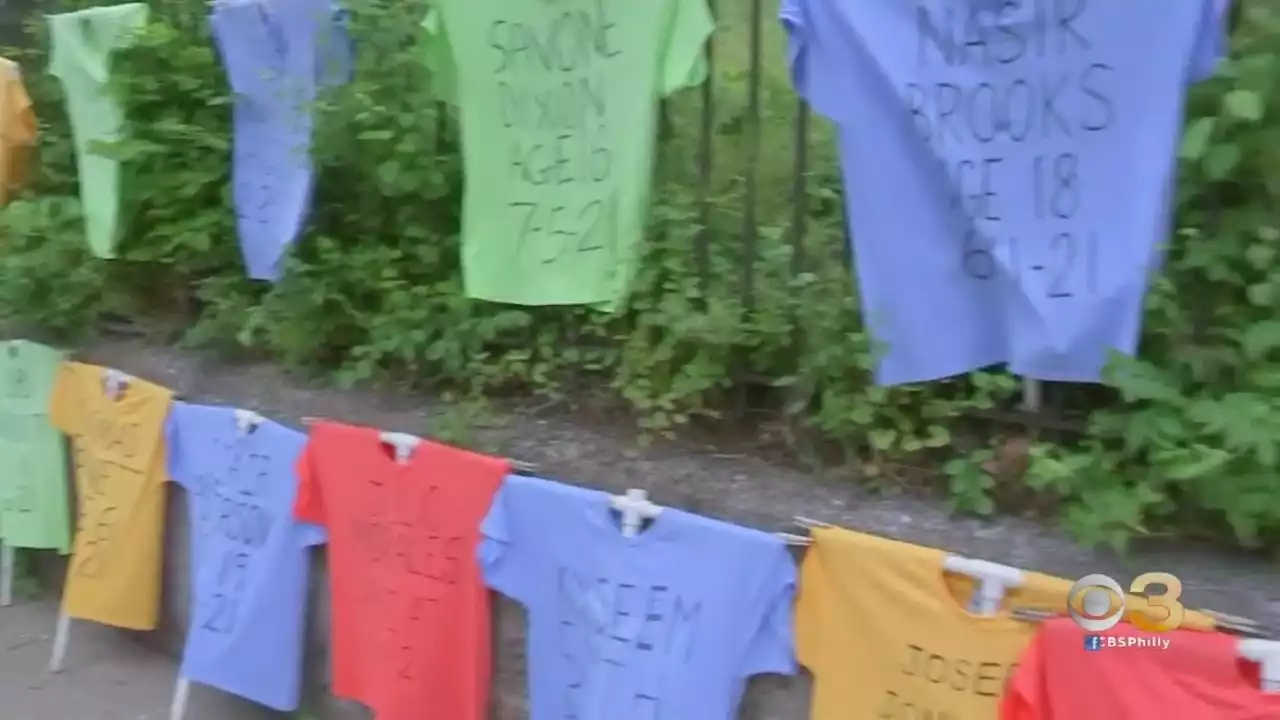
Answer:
1, 597, 175, 720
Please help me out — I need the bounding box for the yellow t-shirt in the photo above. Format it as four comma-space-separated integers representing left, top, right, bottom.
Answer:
796, 527, 1214, 719
48, 362, 173, 630
0, 57, 36, 206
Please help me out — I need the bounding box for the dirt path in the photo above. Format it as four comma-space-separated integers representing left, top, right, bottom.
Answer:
0, 597, 174, 720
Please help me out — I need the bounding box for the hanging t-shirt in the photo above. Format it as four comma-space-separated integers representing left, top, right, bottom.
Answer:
47, 361, 172, 630
316, 0, 354, 88
292, 421, 509, 720
795, 527, 1215, 719
420, 0, 714, 308
1002, 618, 1280, 718
46, 4, 149, 259
0, 58, 37, 206
212, 0, 346, 282
479, 474, 797, 720
165, 402, 326, 712
780, 0, 1224, 385
0, 340, 71, 553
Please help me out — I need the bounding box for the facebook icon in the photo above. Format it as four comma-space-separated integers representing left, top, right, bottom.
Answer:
1085, 635, 1103, 651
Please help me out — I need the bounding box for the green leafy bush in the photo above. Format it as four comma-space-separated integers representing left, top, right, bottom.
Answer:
1, 0, 1276, 553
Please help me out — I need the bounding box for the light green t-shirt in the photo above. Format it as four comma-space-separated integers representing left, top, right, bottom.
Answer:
46, 4, 149, 259
0, 340, 72, 553
422, 0, 714, 309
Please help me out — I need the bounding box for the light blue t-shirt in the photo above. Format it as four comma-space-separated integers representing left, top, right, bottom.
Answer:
781, 0, 1226, 385
164, 402, 326, 711
478, 475, 797, 720
211, 0, 351, 282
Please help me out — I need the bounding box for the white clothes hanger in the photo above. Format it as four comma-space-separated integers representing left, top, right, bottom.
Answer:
610, 488, 661, 538
1239, 639, 1280, 692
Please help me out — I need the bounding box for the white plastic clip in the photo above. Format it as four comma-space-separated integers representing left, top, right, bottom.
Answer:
0, 543, 13, 607
610, 488, 661, 539
103, 368, 130, 399
943, 555, 1025, 615
169, 676, 191, 720
233, 408, 262, 436
48, 611, 71, 673
379, 431, 420, 463
1240, 639, 1280, 692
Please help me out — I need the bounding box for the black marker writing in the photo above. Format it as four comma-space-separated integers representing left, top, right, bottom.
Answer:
202, 548, 251, 634
911, 0, 1111, 300
491, 0, 623, 268
555, 569, 701, 719
194, 439, 277, 636
875, 643, 1020, 718
352, 474, 461, 684
71, 444, 139, 578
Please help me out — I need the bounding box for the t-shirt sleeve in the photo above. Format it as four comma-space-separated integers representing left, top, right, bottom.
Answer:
8, 71, 36, 147
659, 0, 714, 96
211, 7, 269, 98
419, 8, 459, 106
476, 477, 533, 604
292, 439, 328, 530
293, 459, 328, 547
162, 405, 188, 489
778, 0, 848, 124
793, 545, 828, 674
740, 541, 798, 678
45, 362, 78, 435
1188, 0, 1228, 83
999, 629, 1047, 720
45, 16, 73, 79
316, 0, 354, 88
277, 426, 327, 547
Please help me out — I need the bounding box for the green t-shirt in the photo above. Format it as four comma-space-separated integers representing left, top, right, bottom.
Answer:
46, 4, 149, 259
0, 340, 71, 552
422, 0, 714, 309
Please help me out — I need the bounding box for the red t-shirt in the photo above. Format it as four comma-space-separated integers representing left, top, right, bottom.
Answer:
1002, 618, 1280, 719
293, 421, 509, 720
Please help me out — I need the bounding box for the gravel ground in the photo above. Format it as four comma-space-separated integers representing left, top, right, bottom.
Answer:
0, 597, 174, 720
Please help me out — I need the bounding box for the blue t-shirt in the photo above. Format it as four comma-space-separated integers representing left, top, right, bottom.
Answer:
781, 0, 1225, 385
165, 402, 326, 711
211, 0, 350, 282
478, 475, 797, 720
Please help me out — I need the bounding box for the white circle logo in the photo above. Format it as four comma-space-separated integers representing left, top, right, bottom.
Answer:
1067, 574, 1126, 632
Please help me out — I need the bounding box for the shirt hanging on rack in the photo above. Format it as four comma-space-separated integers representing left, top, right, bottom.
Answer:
0, 340, 71, 553
212, 0, 348, 282
797, 527, 1071, 719
478, 474, 797, 720
1001, 618, 1280, 718
0, 57, 37, 206
165, 403, 325, 712
780, 0, 1225, 385
794, 526, 1215, 719
419, 0, 713, 309
292, 421, 509, 720
47, 362, 173, 630
45, 4, 150, 259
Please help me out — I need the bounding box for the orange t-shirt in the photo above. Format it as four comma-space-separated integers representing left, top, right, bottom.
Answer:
1002, 618, 1280, 719
47, 362, 173, 629
0, 57, 36, 205
293, 421, 509, 720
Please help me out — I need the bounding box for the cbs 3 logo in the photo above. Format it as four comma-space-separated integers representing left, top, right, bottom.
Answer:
1067, 573, 1185, 633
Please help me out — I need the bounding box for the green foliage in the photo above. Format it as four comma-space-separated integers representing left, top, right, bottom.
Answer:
1, 0, 1277, 554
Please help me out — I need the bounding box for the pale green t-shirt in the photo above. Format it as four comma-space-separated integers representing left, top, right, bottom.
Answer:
0, 340, 72, 552
46, 4, 149, 259
422, 0, 714, 309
